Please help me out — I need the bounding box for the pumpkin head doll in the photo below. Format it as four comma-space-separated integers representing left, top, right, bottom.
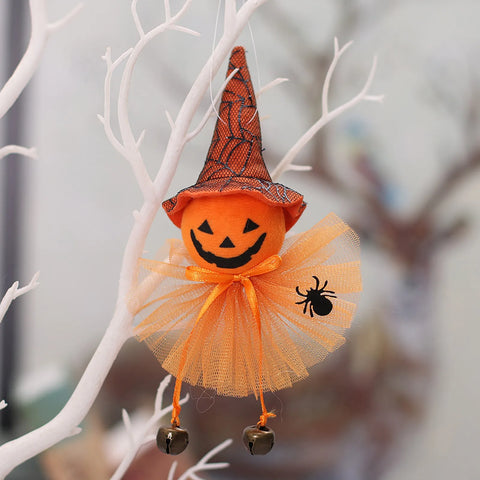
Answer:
132, 47, 362, 455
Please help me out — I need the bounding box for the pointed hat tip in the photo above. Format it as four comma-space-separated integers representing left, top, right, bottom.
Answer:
231, 45, 246, 57
226, 45, 251, 84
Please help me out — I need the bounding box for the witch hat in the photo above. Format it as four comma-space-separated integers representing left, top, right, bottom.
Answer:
162, 46, 306, 231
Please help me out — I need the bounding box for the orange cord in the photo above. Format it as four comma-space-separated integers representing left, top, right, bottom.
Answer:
171, 377, 182, 427
246, 277, 276, 428
170, 282, 231, 427
257, 388, 276, 427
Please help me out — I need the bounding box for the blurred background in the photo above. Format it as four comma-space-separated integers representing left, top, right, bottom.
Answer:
1, 0, 480, 478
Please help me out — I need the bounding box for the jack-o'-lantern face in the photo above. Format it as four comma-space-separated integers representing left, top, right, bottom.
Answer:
181, 194, 286, 274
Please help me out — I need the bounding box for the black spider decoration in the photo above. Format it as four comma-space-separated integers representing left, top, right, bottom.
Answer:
295, 276, 337, 317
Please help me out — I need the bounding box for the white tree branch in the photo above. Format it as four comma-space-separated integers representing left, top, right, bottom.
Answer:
0, 145, 37, 161
0, 302, 133, 478
0, 1, 269, 476
0, 0, 82, 119
131, 0, 145, 38
167, 24, 201, 36
47, 3, 84, 33
257, 77, 289, 97
271, 39, 384, 181
287, 164, 313, 172
110, 375, 190, 480
164, 0, 172, 22
121, 409, 134, 443
169, 439, 233, 480
0, 272, 40, 325
100, 0, 201, 202
224, 0, 237, 32
321, 38, 351, 115
98, 46, 133, 157
165, 110, 175, 131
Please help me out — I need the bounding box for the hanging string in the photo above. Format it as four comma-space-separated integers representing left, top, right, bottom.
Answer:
209, 0, 225, 124
246, 1, 261, 125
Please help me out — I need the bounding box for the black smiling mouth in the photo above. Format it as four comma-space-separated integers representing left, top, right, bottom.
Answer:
190, 230, 267, 269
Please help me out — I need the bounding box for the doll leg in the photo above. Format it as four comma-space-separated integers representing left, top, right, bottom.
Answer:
258, 388, 275, 427
155, 373, 189, 456
242, 368, 276, 456
155, 330, 195, 455
171, 377, 183, 427
241, 299, 276, 455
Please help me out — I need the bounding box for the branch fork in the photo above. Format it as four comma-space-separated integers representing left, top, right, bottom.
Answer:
271, 37, 384, 181
168, 438, 232, 480
0, 0, 83, 119
0, 272, 40, 325
111, 375, 190, 480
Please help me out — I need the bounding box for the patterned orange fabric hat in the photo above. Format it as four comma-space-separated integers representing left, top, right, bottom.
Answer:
162, 46, 306, 231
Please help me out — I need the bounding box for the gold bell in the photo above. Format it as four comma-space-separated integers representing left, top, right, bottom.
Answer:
156, 425, 189, 455
242, 425, 275, 455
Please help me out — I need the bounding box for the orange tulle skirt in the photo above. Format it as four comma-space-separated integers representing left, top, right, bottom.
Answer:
131, 213, 361, 399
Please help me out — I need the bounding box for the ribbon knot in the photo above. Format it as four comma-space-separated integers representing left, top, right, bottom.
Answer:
185, 254, 281, 285
185, 254, 281, 332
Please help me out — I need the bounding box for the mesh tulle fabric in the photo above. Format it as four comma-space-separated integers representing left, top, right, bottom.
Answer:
132, 213, 361, 398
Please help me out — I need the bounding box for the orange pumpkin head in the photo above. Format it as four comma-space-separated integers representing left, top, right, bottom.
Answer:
181, 193, 286, 274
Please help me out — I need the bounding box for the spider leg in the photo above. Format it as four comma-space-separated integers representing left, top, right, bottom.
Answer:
296, 298, 307, 305
296, 286, 307, 297
312, 276, 320, 290
309, 303, 314, 317
323, 289, 336, 295
303, 302, 309, 315
321, 280, 329, 290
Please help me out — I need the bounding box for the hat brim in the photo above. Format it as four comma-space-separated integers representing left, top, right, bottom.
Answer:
163, 176, 306, 231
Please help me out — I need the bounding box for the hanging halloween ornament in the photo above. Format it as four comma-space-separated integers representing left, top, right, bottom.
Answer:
130, 46, 362, 455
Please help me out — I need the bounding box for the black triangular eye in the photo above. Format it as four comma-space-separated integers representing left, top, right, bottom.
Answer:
243, 218, 259, 233
198, 220, 213, 234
